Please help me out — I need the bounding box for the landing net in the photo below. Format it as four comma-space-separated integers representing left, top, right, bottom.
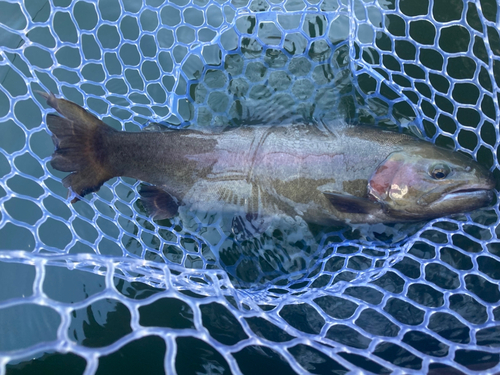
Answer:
0, 0, 499, 373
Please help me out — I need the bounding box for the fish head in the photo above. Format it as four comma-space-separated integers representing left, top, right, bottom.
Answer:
368, 144, 496, 221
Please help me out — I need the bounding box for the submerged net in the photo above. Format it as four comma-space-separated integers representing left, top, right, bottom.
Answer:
0, 0, 499, 373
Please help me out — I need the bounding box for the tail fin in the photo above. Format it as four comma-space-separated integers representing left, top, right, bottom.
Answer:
38, 91, 117, 202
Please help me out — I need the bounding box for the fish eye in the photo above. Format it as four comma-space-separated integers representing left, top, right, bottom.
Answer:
430, 164, 451, 180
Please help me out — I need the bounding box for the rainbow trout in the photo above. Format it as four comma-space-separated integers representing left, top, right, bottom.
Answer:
40, 92, 495, 228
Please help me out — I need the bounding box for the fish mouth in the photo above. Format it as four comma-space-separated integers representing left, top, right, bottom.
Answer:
430, 173, 496, 205
449, 175, 496, 195
445, 173, 496, 197
451, 187, 491, 194
441, 187, 495, 203
418, 178, 496, 206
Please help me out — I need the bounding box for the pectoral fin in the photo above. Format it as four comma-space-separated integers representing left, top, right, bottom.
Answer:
139, 185, 179, 220
324, 192, 383, 215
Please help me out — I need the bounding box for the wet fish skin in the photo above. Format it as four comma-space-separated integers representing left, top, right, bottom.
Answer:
39, 91, 495, 225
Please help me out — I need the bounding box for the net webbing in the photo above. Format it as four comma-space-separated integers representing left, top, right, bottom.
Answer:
0, 0, 499, 373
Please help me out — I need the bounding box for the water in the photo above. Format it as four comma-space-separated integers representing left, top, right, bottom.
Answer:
1, 0, 499, 373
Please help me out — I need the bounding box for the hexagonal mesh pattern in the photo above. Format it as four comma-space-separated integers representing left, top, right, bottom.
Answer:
0, 0, 499, 373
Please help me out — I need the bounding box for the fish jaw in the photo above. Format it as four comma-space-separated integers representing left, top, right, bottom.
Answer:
425, 177, 496, 209
437, 188, 495, 205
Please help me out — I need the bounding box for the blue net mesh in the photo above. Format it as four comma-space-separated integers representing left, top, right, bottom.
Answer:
0, 0, 499, 373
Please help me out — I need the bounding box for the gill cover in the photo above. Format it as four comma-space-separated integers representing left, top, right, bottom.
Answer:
367, 152, 407, 203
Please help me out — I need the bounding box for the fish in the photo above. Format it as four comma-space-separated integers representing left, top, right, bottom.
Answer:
38, 91, 495, 233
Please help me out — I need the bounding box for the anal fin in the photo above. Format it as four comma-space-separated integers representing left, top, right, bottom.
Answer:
139, 185, 179, 220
